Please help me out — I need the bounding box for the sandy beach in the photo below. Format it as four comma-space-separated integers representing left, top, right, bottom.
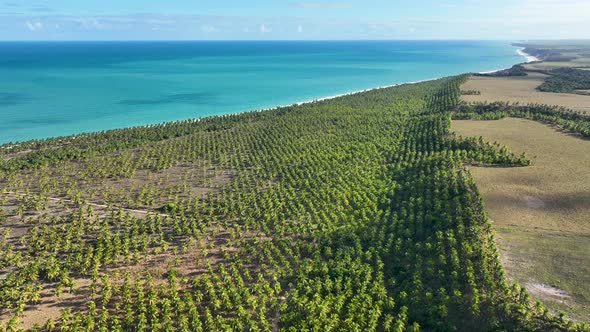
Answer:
293, 46, 536, 105
477, 47, 540, 74
517, 48, 540, 63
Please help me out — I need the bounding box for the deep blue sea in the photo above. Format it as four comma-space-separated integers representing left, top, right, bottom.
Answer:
0, 41, 524, 143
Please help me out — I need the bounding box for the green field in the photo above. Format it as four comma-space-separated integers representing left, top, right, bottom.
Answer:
0, 76, 587, 331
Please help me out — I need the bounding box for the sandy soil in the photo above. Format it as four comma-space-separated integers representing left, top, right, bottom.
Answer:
0, 191, 243, 330
526, 283, 571, 301
462, 73, 590, 113
2, 191, 169, 217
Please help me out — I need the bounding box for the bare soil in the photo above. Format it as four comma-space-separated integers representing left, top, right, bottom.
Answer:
0, 192, 248, 330
526, 283, 571, 301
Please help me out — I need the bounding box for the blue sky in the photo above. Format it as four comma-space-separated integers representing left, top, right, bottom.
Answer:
1, 0, 589, 40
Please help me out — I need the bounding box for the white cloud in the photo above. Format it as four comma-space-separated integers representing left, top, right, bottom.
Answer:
437, 3, 458, 9
504, 0, 590, 23
298, 2, 322, 9
69, 18, 105, 30
25, 20, 43, 31
4, 11, 589, 41
201, 25, 218, 33
145, 19, 176, 25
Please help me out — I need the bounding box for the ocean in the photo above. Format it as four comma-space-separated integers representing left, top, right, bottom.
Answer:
0, 40, 524, 143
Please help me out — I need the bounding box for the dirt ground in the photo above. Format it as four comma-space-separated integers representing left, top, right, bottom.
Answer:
452, 118, 590, 321
0, 191, 242, 330
461, 73, 590, 114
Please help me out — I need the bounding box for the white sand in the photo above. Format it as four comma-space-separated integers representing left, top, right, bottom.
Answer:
477, 47, 540, 75
517, 48, 540, 63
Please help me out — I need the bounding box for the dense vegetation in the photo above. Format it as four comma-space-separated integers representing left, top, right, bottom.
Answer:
460, 90, 481, 96
510, 44, 552, 61
454, 101, 590, 138
512, 44, 580, 62
0, 76, 587, 331
475, 65, 528, 77
537, 68, 590, 94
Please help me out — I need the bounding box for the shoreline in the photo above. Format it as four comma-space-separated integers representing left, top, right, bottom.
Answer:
0, 77, 461, 147
477, 47, 539, 75
258, 78, 439, 111
1, 45, 530, 146
516, 47, 540, 63
0, 78, 436, 148
286, 45, 536, 104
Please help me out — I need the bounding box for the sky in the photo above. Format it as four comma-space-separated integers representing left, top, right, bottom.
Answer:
0, 0, 589, 40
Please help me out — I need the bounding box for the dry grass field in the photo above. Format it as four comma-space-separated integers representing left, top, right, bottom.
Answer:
462, 73, 590, 113
524, 58, 590, 71
452, 118, 590, 321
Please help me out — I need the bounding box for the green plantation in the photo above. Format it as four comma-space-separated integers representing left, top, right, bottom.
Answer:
0, 76, 587, 331
537, 68, 590, 94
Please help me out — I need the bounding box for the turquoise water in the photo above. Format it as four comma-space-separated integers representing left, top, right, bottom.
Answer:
0, 41, 523, 143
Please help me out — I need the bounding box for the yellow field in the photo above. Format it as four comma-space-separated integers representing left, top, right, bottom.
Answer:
453, 118, 590, 321
461, 73, 590, 113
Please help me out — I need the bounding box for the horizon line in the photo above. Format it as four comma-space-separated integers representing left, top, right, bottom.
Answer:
0, 38, 529, 42
0, 38, 588, 43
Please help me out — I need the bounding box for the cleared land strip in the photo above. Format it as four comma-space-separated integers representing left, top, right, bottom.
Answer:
453, 117, 590, 321
2, 191, 168, 217
462, 73, 590, 113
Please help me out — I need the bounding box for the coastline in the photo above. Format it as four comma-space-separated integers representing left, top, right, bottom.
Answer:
0, 76, 469, 147
255, 78, 439, 112
1, 44, 530, 146
263, 45, 537, 109
477, 47, 539, 75
0, 77, 438, 148
0, 73, 499, 147
516, 47, 540, 63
